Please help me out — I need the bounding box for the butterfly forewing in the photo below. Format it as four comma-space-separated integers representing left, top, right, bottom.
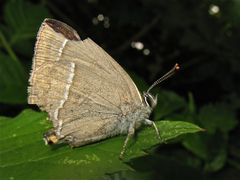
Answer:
28, 18, 144, 145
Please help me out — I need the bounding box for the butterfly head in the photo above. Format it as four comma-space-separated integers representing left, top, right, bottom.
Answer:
143, 63, 180, 109
143, 92, 158, 109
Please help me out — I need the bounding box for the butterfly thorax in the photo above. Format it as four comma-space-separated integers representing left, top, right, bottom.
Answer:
117, 103, 152, 134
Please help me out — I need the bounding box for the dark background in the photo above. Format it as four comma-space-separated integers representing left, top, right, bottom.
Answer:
0, 0, 239, 179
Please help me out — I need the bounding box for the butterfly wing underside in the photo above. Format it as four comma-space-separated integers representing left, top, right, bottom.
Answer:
28, 18, 143, 146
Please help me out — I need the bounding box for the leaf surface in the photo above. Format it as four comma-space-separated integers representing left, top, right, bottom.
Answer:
0, 109, 202, 179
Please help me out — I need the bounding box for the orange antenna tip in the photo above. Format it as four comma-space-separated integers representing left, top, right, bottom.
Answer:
175, 63, 180, 70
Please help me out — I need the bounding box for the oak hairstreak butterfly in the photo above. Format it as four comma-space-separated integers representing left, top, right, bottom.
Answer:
28, 18, 179, 158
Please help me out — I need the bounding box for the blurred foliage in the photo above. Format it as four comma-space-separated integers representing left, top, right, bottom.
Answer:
0, 0, 239, 179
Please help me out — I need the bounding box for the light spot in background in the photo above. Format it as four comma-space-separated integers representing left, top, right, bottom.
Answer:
103, 17, 110, 28
209, 4, 220, 15
92, 14, 110, 28
104, 22, 110, 28
97, 14, 104, 21
92, 17, 98, 25
143, 48, 150, 55
131, 41, 144, 50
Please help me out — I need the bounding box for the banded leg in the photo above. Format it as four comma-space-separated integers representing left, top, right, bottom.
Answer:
119, 123, 135, 159
144, 119, 161, 140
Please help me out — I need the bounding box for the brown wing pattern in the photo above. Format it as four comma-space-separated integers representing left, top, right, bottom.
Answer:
28, 18, 143, 144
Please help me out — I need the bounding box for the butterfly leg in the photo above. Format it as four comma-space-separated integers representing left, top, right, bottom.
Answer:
119, 123, 135, 159
144, 119, 161, 140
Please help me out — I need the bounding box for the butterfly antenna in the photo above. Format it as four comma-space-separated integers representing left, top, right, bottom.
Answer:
146, 63, 180, 94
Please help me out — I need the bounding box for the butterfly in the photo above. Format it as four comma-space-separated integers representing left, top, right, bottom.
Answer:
28, 18, 179, 159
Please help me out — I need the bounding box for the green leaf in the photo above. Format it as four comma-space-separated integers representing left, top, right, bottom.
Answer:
198, 103, 238, 134
182, 134, 208, 160
0, 0, 51, 104
124, 119, 203, 159
183, 132, 228, 172
0, 109, 202, 179
3, 0, 50, 55
154, 90, 186, 120
204, 143, 227, 172
203, 132, 228, 172
0, 53, 27, 104
187, 92, 196, 114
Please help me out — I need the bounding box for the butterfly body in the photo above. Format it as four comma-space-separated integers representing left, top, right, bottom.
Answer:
117, 104, 151, 133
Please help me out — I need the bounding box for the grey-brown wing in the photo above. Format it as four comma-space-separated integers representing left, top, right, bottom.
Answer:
28, 18, 142, 144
